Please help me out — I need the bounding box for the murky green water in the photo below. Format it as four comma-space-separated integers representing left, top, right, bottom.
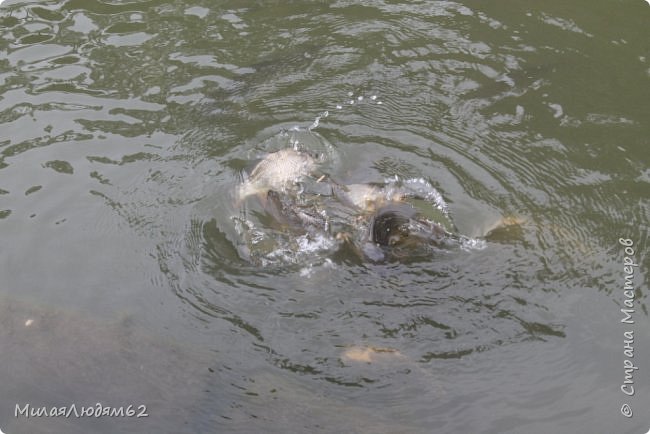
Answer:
1, 1, 649, 433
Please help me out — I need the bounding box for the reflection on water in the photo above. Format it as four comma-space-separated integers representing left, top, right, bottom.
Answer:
0, 0, 648, 433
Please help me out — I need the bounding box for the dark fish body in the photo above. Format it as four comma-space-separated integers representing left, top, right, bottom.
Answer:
370, 202, 449, 247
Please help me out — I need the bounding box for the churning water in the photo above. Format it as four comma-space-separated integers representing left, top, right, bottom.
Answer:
0, 1, 649, 433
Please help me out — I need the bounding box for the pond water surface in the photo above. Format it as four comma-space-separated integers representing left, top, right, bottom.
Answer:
0, 1, 649, 433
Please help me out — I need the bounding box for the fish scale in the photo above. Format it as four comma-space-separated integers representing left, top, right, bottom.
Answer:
238, 148, 317, 201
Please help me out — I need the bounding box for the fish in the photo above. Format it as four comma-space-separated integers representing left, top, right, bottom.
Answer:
369, 202, 449, 247
333, 183, 404, 212
264, 190, 328, 232
234, 149, 515, 263
238, 148, 317, 202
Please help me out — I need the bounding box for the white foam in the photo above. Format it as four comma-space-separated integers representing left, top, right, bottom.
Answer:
459, 237, 487, 251
296, 233, 336, 253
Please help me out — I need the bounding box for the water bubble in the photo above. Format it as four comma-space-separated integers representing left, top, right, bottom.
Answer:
357, 96, 363, 101
370, 95, 377, 100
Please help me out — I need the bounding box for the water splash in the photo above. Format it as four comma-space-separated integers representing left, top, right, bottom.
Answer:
307, 110, 329, 131
333, 92, 382, 110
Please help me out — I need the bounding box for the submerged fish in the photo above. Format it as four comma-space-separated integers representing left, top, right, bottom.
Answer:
238, 148, 317, 201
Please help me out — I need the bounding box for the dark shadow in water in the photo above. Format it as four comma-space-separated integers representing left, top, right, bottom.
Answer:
0, 294, 217, 434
